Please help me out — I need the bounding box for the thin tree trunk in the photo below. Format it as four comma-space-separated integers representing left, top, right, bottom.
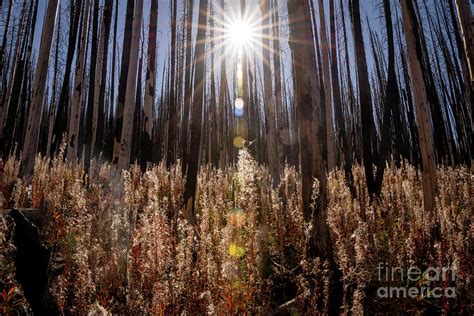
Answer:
21, 0, 59, 174
47, 0, 61, 156
182, 0, 207, 224
209, 4, 218, 167
374, 0, 402, 193
318, 0, 336, 171
340, 0, 359, 163
287, 0, 328, 259
104, 0, 119, 160
142, 0, 158, 166
91, 0, 113, 158
95, 0, 113, 156
50, 0, 83, 155
350, 0, 377, 196
400, 0, 438, 212
166, 0, 178, 166
181, 0, 193, 174
239, 0, 249, 153
218, 0, 229, 169
84, 0, 100, 169
260, 0, 279, 185
66, 0, 90, 162
117, 0, 143, 170
329, 0, 353, 193
113, 0, 135, 164
271, 0, 285, 170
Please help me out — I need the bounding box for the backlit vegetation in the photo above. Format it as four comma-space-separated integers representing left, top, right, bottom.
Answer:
1, 149, 471, 314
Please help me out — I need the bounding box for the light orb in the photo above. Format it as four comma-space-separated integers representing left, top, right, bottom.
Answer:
233, 136, 245, 148
234, 107, 244, 117
235, 98, 244, 110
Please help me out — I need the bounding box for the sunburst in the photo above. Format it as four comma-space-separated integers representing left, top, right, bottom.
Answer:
200, 2, 279, 64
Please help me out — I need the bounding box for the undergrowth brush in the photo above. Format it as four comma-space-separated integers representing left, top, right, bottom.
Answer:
0, 149, 472, 314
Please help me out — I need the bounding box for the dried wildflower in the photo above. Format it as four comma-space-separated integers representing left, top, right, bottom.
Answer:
0, 147, 471, 314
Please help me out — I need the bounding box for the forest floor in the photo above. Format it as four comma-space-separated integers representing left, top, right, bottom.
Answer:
0, 149, 472, 314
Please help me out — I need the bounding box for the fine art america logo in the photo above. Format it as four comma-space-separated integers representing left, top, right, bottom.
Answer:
377, 262, 456, 299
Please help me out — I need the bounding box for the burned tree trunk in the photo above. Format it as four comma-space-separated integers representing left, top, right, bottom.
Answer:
113, 0, 135, 164
142, 0, 158, 167
21, 0, 59, 174
117, 0, 143, 170
349, 0, 377, 196
260, 0, 279, 185
400, 0, 438, 212
66, 0, 91, 162
182, 0, 208, 224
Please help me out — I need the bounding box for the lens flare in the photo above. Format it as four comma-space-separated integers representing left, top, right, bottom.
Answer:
234, 107, 244, 117
235, 98, 244, 109
229, 243, 245, 258
233, 136, 244, 148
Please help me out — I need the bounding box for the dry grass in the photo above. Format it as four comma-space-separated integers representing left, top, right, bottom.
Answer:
0, 150, 472, 314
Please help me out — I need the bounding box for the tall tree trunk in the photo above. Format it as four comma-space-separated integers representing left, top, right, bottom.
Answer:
374, 0, 403, 193
94, 0, 113, 156
84, 0, 100, 169
259, 0, 279, 185
182, 0, 207, 224
318, 0, 336, 171
113, 0, 135, 164
66, 0, 90, 162
350, 0, 377, 196
287, 3, 343, 312
104, 0, 119, 160
90, 0, 113, 159
340, 0, 359, 164
117, 0, 143, 170
329, 0, 353, 193
218, 0, 229, 168
287, 0, 329, 259
400, 0, 438, 212
166, 0, 178, 166
209, 4, 218, 167
15, 29, 35, 152
47, 0, 61, 156
21, 0, 59, 175
50, 0, 83, 155
271, 0, 285, 170
308, 0, 327, 168
238, 0, 249, 156
142, 0, 158, 166
394, 8, 420, 166
181, 0, 193, 173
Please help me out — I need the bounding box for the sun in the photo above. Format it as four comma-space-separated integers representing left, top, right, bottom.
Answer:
224, 17, 257, 53
206, 3, 279, 64
228, 20, 252, 48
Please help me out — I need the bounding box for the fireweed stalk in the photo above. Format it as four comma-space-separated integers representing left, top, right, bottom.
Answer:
0, 149, 471, 314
